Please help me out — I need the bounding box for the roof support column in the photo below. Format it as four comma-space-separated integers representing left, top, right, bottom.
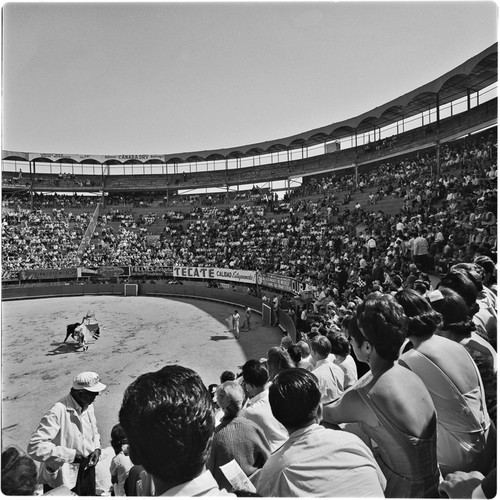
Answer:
101, 162, 105, 208
225, 157, 229, 204
354, 130, 358, 189
29, 160, 34, 211
435, 93, 441, 178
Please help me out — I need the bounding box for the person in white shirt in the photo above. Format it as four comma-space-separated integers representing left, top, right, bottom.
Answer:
28, 372, 106, 495
240, 360, 288, 452
256, 368, 386, 497
232, 310, 241, 338
109, 424, 133, 496
296, 340, 315, 371
328, 333, 358, 390
310, 336, 345, 403
312, 286, 330, 313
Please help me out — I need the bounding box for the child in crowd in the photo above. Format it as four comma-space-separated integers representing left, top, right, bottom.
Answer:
110, 423, 132, 496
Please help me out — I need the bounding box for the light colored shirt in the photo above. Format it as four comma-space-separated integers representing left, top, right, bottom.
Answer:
256, 423, 386, 497
312, 358, 345, 403
161, 470, 235, 496
28, 393, 101, 490
110, 451, 133, 496
240, 389, 288, 452
413, 236, 429, 256
334, 354, 358, 390
298, 358, 315, 371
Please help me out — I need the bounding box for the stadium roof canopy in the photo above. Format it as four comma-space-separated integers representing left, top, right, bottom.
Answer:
3, 43, 497, 165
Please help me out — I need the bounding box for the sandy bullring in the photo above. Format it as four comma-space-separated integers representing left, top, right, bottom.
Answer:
1, 295, 283, 455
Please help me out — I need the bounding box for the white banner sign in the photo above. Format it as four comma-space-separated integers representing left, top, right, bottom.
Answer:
28, 153, 165, 163
173, 266, 256, 284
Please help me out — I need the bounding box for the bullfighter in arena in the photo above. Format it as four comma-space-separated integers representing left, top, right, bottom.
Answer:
63, 310, 100, 348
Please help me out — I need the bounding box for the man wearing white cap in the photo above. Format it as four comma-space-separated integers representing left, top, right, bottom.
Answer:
28, 371, 106, 495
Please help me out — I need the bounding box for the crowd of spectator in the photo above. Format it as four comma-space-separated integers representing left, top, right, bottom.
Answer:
2, 208, 91, 272
2, 131, 497, 289
1, 129, 498, 497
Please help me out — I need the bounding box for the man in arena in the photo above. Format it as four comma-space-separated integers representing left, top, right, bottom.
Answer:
119, 364, 233, 496
28, 372, 106, 495
232, 309, 241, 338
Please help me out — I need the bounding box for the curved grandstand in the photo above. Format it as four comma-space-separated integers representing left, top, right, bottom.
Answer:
2, 44, 497, 199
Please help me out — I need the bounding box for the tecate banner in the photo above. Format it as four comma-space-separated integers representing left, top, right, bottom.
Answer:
173, 266, 256, 284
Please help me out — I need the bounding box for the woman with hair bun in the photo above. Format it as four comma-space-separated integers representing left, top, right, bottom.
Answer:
322, 293, 439, 498
429, 287, 497, 423
395, 288, 495, 477
430, 287, 496, 373
439, 267, 495, 347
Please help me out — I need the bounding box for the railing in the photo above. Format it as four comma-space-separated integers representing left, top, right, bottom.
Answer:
3, 99, 496, 194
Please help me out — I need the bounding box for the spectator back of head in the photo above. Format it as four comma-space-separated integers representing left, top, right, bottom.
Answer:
220, 370, 236, 383
357, 293, 408, 361
329, 334, 351, 358
119, 365, 214, 488
439, 268, 480, 316
395, 288, 442, 338
310, 335, 331, 359
241, 359, 269, 387
269, 368, 321, 430
216, 380, 245, 418
2, 446, 38, 496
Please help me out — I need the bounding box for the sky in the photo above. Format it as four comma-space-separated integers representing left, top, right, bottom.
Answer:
2, 1, 498, 156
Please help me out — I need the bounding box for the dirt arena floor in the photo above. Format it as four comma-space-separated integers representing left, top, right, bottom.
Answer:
1, 295, 283, 463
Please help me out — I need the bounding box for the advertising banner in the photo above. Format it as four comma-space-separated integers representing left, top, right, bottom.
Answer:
2, 269, 18, 281
257, 272, 297, 293
97, 266, 130, 278
28, 153, 165, 163
18, 268, 79, 281
173, 266, 256, 284
130, 266, 173, 277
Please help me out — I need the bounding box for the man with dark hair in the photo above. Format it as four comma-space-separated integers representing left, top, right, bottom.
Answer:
256, 368, 386, 497
220, 370, 236, 383
240, 360, 288, 452
328, 333, 358, 390
310, 335, 345, 403
118, 365, 233, 496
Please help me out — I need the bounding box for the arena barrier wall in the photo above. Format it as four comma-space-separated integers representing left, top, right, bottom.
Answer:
2, 282, 297, 339
139, 283, 264, 311
1, 283, 124, 300
277, 308, 298, 342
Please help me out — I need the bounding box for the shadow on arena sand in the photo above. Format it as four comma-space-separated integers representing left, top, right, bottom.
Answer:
1, 294, 283, 479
